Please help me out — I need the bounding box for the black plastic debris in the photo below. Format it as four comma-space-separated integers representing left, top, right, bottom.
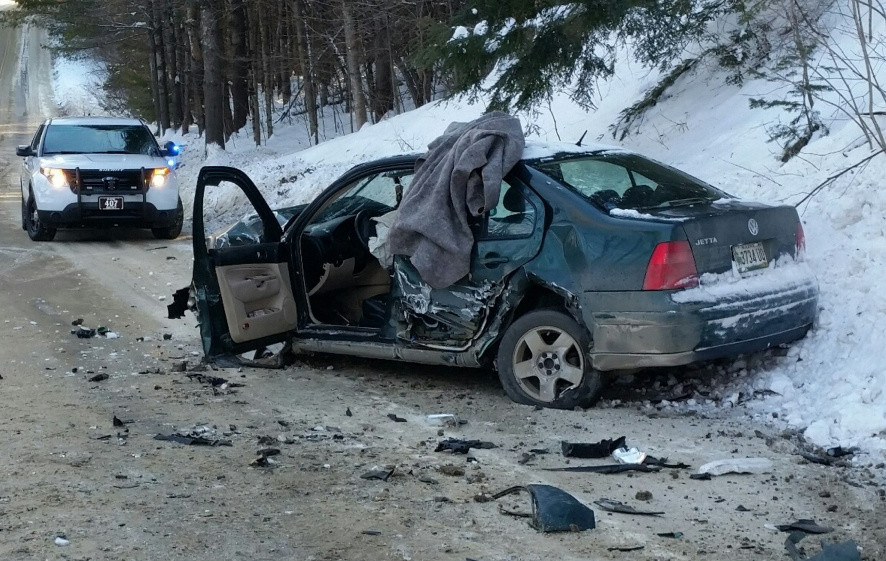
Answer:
800, 452, 834, 465
74, 326, 96, 339
594, 498, 663, 516
346, 407, 353, 417
155, 433, 232, 446
489, 485, 596, 533
155, 426, 232, 447
72, 318, 84, 326
387, 413, 407, 422
777, 519, 833, 534
435, 438, 497, 454
544, 464, 661, 474
607, 545, 645, 552
257, 448, 280, 458
361, 530, 382, 536
786, 532, 860, 561
112, 416, 126, 427
644, 456, 690, 469
167, 286, 190, 319
88, 373, 109, 382
360, 467, 395, 481
561, 436, 626, 458
690, 473, 712, 480
657, 531, 683, 539
826, 446, 856, 458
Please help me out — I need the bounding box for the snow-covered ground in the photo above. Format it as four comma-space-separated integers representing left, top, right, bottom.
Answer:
52, 19, 886, 466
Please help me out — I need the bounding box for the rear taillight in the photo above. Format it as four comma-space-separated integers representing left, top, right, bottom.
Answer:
643, 241, 699, 290
796, 222, 806, 259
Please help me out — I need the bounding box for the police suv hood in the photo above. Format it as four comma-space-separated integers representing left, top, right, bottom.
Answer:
38, 153, 168, 170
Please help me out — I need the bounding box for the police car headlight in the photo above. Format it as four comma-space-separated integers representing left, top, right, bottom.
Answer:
150, 168, 170, 188
41, 168, 69, 189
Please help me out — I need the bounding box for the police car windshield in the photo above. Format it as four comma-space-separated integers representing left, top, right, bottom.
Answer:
42, 124, 159, 156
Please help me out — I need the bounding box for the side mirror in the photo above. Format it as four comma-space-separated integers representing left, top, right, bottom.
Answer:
16, 145, 34, 157
160, 140, 181, 157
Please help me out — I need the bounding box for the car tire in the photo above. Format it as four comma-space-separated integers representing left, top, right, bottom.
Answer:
152, 198, 184, 240
496, 309, 603, 409
25, 194, 56, 242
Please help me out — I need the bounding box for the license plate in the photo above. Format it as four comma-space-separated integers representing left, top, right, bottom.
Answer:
732, 241, 768, 273
99, 196, 124, 210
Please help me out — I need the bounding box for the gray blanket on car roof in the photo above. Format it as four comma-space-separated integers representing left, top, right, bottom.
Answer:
387, 111, 525, 289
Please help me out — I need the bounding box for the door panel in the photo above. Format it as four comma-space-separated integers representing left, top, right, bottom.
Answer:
216, 263, 297, 343
191, 166, 296, 358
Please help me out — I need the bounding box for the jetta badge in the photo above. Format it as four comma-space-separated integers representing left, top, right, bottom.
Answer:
747, 218, 759, 236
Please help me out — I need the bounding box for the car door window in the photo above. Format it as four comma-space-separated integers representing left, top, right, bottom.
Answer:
484, 181, 536, 239
30, 125, 44, 152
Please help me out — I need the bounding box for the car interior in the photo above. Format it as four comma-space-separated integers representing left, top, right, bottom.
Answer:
297, 172, 533, 330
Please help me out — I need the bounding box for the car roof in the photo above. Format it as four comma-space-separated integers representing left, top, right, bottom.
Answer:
47, 116, 147, 127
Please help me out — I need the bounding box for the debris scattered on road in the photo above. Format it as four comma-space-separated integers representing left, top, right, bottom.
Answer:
426, 413, 459, 427
71, 318, 83, 326
167, 287, 190, 319
488, 485, 596, 533
346, 407, 352, 417
88, 373, 109, 382
387, 413, 407, 422
607, 545, 645, 552
74, 326, 96, 339
593, 498, 663, 516
249, 447, 281, 467
776, 519, 833, 534
360, 467, 395, 481
561, 436, 626, 458
435, 438, 496, 454
697, 457, 773, 476
544, 464, 662, 474
785, 532, 861, 561
154, 425, 233, 446
163, 333, 172, 340
112, 416, 126, 427
361, 530, 382, 536
54, 535, 70, 547
612, 446, 647, 464
635, 490, 653, 501
657, 531, 684, 539
690, 473, 712, 480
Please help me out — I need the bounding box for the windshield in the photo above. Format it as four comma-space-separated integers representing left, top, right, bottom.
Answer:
42, 124, 160, 156
529, 152, 728, 211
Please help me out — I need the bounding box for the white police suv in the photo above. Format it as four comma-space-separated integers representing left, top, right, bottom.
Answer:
17, 117, 183, 241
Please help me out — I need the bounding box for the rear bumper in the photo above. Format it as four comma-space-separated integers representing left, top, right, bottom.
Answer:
583, 268, 819, 371
38, 202, 179, 229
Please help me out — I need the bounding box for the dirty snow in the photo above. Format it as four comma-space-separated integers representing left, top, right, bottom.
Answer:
50, 11, 886, 464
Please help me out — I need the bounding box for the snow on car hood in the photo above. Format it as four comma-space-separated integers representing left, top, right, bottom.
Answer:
38, 153, 168, 170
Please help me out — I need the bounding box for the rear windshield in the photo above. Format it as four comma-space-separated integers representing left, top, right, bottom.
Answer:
42, 124, 159, 156
529, 152, 728, 211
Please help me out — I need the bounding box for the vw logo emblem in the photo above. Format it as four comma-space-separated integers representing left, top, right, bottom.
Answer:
747, 218, 759, 236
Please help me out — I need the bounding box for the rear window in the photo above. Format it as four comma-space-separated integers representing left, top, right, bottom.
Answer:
42, 124, 159, 156
529, 152, 728, 211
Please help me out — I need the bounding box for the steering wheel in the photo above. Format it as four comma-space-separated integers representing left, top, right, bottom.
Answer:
353, 209, 376, 251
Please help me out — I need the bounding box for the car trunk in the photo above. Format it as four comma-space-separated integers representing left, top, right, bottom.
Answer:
647, 200, 800, 275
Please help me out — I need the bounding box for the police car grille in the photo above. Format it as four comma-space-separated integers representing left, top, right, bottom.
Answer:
73, 170, 146, 193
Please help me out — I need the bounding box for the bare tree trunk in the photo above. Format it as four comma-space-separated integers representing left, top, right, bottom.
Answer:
259, 17, 274, 138
150, 0, 170, 133
187, 0, 205, 134
201, 0, 225, 149
341, 0, 367, 130
229, 0, 249, 132
371, 14, 394, 121
292, 0, 318, 143
165, 1, 183, 130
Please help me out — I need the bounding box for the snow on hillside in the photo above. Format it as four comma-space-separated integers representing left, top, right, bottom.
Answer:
53, 14, 886, 465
